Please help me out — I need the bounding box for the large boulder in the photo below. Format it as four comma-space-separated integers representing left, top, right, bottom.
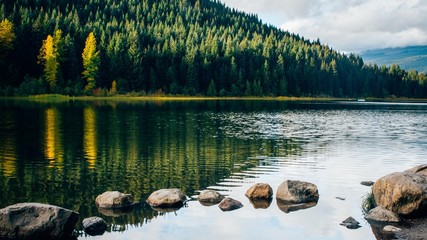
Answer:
146, 188, 187, 208
364, 206, 401, 223
198, 190, 223, 206
276, 180, 319, 203
95, 191, 134, 209
218, 197, 243, 211
0, 203, 78, 240
372, 172, 427, 216
245, 183, 273, 199
82, 217, 107, 236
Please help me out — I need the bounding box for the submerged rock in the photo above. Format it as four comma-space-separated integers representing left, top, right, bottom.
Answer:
372, 172, 427, 216
146, 188, 187, 208
276, 180, 319, 204
0, 203, 78, 240
245, 183, 273, 199
340, 216, 361, 229
360, 181, 375, 186
95, 191, 134, 209
365, 206, 401, 223
198, 190, 223, 205
218, 197, 243, 211
82, 217, 107, 236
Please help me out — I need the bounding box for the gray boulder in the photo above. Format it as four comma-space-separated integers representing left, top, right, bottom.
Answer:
82, 217, 107, 236
245, 183, 273, 199
146, 188, 187, 208
0, 203, 78, 240
95, 191, 134, 209
218, 197, 243, 211
276, 180, 319, 203
198, 190, 223, 205
372, 172, 427, 216
364, 206, 401, 223
340, 216, 361, 229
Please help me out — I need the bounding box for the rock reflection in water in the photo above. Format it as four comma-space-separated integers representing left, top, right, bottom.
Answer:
276, 200, 317, 213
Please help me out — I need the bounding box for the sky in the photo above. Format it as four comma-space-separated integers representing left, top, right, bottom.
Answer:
219, 0, 427, 53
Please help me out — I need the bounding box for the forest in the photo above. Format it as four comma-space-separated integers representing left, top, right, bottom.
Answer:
0, 0, 427, 97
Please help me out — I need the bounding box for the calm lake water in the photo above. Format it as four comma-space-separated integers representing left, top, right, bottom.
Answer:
1, 99, 427, 240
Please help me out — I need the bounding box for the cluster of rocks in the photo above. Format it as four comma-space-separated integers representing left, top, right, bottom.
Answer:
363, 164, 427, 237
7, 163, 425, 239
198, 180, 319, 212
0, 179, 319, 239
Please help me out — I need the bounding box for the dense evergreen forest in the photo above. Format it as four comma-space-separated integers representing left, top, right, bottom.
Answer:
0, 0, 426, 97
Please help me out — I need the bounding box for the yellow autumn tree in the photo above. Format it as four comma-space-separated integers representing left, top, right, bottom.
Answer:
82, 32, 100, 92
0, 18, 15, 61
38, 30, 63, 89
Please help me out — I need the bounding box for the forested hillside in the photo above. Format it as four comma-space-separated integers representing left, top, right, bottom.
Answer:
0, 0, 426, 97
362, 46, 427, 74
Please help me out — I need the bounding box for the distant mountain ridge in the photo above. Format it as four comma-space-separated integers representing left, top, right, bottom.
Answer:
361, 46, 427, 73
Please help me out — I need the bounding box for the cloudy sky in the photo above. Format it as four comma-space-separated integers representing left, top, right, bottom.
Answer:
220, 0, 427, 53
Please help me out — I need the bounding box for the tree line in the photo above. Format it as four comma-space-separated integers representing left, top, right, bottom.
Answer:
0, 0, 426, 97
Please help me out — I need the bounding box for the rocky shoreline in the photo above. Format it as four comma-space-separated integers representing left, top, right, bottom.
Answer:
1, 165, 426, 239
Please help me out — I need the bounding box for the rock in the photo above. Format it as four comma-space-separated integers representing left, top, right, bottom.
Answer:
383, 225, 401, 232
276, 180, 319, 204
404, 164, 427, 177
361, 181, 375, 186
340, 216, 361, 229
82, 217, 107, 236
335, 197, 346, 201
198, 190, 223, 205
95, 191, 134, 209
277, 200, 317, 213
218, 197, 243, 211
364, 206, 401, 223
0, 203, 78, 240
372, 172, 427, 216
146, 188, 187, 208
245, 183, 273, 199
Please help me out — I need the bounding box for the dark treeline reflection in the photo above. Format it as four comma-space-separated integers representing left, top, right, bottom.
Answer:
0, 100, 300, 228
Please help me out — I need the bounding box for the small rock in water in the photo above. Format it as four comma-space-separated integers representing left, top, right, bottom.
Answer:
335, 197, 346, 201
83, 216, 108, 236
340, 216, 361, 229
383, 225, 401, 232
245, 183, 273, 199
361, 181, 375, 186
364, 206, 400, 223
198, 190, 223, 206
218, 197, 243, 211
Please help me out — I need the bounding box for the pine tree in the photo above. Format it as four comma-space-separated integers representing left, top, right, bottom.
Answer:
82, 32, 100, 92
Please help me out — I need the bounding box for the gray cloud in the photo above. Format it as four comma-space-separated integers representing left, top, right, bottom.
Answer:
220, 0, 427, 52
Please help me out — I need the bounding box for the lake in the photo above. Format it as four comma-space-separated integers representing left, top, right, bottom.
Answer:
1, 99, 426, 240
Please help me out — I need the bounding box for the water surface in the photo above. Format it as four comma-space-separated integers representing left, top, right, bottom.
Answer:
1, 99, 426, 239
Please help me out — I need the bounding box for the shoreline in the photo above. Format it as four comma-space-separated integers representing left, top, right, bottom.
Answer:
2, 94, 427, 103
